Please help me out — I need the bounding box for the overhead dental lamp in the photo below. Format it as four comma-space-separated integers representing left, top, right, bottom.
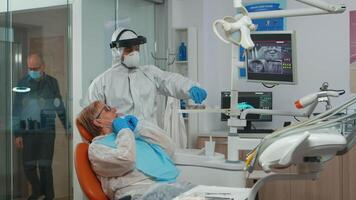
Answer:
213, 1, 256, 49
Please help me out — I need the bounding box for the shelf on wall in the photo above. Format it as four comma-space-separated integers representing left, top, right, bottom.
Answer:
171, 27, 198, 148
176, 60, 188, 64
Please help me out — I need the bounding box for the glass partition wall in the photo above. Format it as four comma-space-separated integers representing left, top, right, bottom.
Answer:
0, 3, 12, 198
81, 0, 158, 98
80, 0, 166, 127
1, 0, 167, 198
1, 1, 72, 199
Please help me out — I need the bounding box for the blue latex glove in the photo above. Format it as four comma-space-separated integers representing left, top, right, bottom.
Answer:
124, 115, 138, 132
189, 86, 207, 104
112, 117, 130, 134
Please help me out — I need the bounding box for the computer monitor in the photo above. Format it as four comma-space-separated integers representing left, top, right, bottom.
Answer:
221, 91, 273, 122
246, 31, 297, 85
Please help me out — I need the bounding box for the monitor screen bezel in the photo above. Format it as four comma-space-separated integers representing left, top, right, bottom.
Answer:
246, 30, 297, 85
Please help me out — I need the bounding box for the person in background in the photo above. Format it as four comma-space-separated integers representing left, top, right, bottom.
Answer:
13, 53, 69, 200
88, 28, 207, 125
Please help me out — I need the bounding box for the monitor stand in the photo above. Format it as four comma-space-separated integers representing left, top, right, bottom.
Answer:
244, 121, 253, 131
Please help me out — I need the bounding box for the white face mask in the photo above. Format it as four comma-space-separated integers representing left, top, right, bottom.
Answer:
122, 51, 140, 68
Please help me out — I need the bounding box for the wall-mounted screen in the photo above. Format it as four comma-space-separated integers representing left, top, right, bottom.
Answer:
246, 31, 297, 84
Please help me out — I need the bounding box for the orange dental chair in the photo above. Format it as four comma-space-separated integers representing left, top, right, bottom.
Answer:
75, 119, 132, 200
75, 119, 108, 200
76, 118, 94, 142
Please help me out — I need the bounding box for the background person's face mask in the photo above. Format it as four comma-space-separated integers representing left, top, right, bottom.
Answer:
122, 51, 140, 68
28, 70, 42, 79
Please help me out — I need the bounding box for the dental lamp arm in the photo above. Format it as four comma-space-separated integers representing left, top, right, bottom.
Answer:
213, 0, 345, 49
234, 0, 344, 13
233, 0, 248, 15
296, 0, 345, 12
243, 0, 345, 19
240, 91, 340, 120
248, 6, 345, 19
240, 107, 316, 120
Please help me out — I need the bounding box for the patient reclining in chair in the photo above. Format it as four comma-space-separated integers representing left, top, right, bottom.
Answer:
77, 101, 194, 200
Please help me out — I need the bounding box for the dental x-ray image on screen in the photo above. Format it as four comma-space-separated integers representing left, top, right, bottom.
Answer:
246, 31, 296, 84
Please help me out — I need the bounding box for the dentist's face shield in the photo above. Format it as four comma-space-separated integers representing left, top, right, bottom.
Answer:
110, 28, 148, 68
120, 44, 149, 69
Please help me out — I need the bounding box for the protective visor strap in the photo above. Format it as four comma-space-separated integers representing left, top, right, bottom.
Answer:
118, 36, 147, 48
110, 29, 146, 48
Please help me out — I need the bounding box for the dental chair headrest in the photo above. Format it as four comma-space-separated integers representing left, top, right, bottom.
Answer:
76, 118, 94, 143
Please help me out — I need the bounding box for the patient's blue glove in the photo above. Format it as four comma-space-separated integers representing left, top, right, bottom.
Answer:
124, 115, 138, 132
112, 117, 130, 134
189, 86, 207, 104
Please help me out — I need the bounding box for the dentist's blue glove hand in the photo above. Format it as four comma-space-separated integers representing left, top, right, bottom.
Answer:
189, 86, 207, 104
124, 115, 138, 132
112, 117, 130, 134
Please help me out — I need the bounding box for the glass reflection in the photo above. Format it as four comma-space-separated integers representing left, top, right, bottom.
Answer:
10, 6, 71, 200
13, 53, 68, 200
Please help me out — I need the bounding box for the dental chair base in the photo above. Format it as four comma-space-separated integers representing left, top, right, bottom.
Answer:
174, 149, 246, 187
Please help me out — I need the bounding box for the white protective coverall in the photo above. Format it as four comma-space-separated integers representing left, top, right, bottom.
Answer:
164, 97, 187, 148
88, 120, 175, 199
88, 63, 199, 125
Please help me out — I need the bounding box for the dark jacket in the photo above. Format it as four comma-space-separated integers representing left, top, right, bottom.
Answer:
13, 74, 67, 137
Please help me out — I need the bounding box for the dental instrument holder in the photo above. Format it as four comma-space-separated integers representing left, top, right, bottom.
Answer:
319, 82, 346, 110
226, 101, 315, 162
319, 83, 332, 110
226, 91, 340, 162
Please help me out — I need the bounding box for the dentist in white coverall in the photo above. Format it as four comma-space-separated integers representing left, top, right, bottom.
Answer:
88, 28, 207, 125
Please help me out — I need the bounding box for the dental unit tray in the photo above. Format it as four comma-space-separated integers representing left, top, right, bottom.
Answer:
253, 96, 356, 168
242, 96, 356, 200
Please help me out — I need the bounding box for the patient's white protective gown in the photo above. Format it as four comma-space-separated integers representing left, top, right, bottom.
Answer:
88, 120, 176, 199
88, 63, 198, 125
